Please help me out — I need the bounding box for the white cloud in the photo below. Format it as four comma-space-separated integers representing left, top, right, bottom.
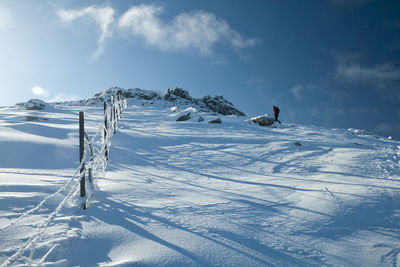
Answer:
118, 5, 256, 55
57, 6, 115, 58
0, 6, 12, 31
32, 86, 50, 97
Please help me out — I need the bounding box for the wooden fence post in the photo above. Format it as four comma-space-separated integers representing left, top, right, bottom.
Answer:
113, 96, 117, 134
79, 112, 86, 209
118, 93, 122, 116
104, 102, 108, 161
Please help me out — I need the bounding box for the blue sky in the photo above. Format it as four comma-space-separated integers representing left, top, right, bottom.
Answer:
1, 0, 400, 139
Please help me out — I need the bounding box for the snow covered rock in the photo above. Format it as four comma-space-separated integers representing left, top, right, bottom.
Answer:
347, 128, 371, 136
23, 99, 48, 110
197, 95, 245, 116
209, 118, 222, 123
124, 88, 160, 100
176, 112, 191, 122
164, 88, 191, 101
25, 116, 49, 121
82, 87, 245, 117
251, 114, 275, 126
163, 88, 245, 116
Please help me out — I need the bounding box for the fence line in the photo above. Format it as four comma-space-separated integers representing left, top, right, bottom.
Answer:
0, 92, 127, 267
79, 92, 126, 209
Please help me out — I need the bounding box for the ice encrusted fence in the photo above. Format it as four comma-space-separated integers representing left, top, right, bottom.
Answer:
79, 93, 126, 210
0, 93, 126, 267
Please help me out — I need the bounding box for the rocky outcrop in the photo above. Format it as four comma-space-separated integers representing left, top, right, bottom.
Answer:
196, 95, 245, 116
125, 88, 160, 100
163, 88, 245, 116
346, 128, 371, 136
164, 88, 191, 101
88, 87, 245, 117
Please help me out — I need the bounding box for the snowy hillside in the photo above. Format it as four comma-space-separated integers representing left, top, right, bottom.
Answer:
0, 88, 399, 266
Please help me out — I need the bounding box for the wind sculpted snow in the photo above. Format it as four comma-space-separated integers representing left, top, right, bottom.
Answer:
0, 95, 399, 266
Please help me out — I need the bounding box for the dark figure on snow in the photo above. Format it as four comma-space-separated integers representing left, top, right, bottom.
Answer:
273, 105, 281, 124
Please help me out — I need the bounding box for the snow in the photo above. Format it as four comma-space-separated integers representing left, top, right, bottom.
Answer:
0, 92, 399, 266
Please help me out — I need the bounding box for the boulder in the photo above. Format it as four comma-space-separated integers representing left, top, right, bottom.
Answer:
251, 115, 275, 126
176, 112, 191, 122
25, 116, 49, 121
24, 99, 48, 110
208, 118, 222, 124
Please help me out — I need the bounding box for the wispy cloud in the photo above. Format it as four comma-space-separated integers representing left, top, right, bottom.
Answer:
118, 5, 257, 55
336, 57, 400, 83
247, 78, 264, 85
50, 93, 80, 103
289, 84, 336, 102
335, 53, 400, 99
329, 0, 374, 8
290, 85, 303, 100
0, 6, 12, 31
56, 4, 257, 57
57, 5, 115, 58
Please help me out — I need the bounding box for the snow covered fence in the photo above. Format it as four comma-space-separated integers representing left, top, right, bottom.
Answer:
0, 92, 126, 267
79, 93, 126, 210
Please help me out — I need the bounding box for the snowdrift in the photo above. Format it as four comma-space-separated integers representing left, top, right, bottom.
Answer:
0, 87, 399, 266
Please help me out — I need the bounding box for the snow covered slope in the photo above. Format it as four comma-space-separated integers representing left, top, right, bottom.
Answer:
0, 89, 399, 266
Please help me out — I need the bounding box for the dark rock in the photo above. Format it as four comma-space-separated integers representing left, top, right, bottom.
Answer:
124, 88, 159, 100
198, 95, 245, 116
25, 116, 40, 121
25, 116, 49, 121
165, 88, 191, 101
176, 113, 191, 122
209, 118, 222, 124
